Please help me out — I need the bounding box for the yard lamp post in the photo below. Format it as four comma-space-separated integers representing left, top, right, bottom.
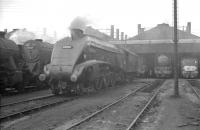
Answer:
173, 0, 179, 96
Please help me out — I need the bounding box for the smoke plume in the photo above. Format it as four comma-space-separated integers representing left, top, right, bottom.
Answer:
9, 29, 36, 45
69, 16, 91, 32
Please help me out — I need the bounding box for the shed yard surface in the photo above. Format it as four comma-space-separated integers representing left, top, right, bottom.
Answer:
138, 79, 200, 130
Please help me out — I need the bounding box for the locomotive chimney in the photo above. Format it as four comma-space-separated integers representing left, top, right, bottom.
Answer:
116, 29, 119, 40
110, 25, 114, 39
186, 22, 191, 34
35, 39, 43, 42
70, 28, 84, 40
4, 29, 7, 33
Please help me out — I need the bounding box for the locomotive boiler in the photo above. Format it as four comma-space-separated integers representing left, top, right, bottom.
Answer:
45, 28, 138, 95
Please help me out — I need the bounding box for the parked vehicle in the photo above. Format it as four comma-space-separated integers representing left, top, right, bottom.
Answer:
181, 57, 198, 78
154, 54, 172, 78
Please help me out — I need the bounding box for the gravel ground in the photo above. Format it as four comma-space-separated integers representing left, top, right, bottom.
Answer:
67, 80, 162, 130
69, 92, 151, 130
136, 79, 200, 130
1, 80, 153, 130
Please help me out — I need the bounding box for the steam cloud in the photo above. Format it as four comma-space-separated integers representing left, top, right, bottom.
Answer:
69, 16, 91, 31
9, 29, 36, 45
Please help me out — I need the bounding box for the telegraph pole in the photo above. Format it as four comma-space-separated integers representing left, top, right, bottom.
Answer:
173, 0, 179, 96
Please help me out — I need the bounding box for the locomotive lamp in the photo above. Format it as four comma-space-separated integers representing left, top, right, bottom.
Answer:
70, 75, 77, 82
39, 74, 46, 81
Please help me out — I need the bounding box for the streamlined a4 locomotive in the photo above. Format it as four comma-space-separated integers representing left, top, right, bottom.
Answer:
45, 28, 138, 95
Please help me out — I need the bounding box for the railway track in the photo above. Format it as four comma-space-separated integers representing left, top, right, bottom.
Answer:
0, 95, 77, 122
0, 94, 54, 107
62, 79, 164, 130
0, 79, 162, 125
187, 79, 200, 99
125, 86, 161, 130
1, 86, 49, 97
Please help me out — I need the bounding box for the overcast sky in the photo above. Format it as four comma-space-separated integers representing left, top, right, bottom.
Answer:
0, 0, 200, 39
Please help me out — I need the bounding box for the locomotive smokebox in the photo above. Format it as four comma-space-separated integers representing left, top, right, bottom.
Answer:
70, 28, 84, 40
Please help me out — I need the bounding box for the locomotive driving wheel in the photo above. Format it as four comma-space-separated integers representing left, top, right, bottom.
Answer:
94, 78, 104, 91
76, 82, 85, 95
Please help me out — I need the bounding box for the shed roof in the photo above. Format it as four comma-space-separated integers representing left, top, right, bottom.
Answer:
130, 23, 200, 40
111, 39, 200, 54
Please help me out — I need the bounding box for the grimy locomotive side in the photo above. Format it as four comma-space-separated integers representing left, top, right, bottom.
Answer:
45, 27, 138, 95
0, 30, 53, 93
21, 39, 53, 87
0, 31, 23, 92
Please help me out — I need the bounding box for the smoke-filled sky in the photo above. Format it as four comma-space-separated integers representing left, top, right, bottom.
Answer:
0, 0, 200, 39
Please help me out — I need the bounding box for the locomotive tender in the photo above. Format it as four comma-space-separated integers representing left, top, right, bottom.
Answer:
45, 28, 138, 95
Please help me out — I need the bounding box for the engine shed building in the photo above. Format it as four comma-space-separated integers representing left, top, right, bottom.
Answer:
110, 23, 200, 78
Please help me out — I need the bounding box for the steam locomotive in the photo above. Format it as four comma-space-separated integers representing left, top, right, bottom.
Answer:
21, 39, 53, 87
154, 54, 172, 78
45, 28, 139, 95
0, 30, 53, 93
0, 32, 23, 92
